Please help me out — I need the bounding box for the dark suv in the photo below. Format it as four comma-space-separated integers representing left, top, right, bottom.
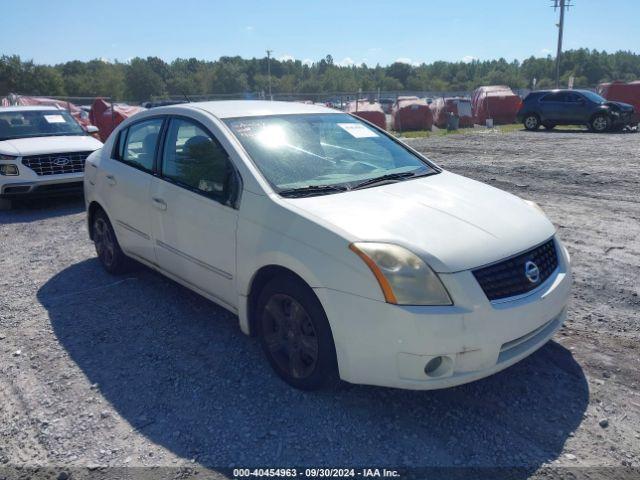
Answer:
517, 89, 635, 132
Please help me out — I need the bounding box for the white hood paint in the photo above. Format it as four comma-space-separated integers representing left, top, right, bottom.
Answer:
0, 135, 102, 156
284, 171, 556, 273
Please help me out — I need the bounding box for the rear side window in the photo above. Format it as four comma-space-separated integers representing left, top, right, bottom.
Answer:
161, 118, 238, 205
117, 118, 164, 172
541, 92, 569, 102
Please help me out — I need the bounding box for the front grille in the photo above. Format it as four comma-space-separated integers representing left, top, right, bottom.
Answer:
21, 151, 92, 176
473, 239, 558, 301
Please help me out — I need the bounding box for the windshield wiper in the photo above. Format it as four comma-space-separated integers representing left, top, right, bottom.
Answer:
351, 171, 425, 190
279, 184, 349, 198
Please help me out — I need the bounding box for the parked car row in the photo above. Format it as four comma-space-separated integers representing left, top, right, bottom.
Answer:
342, 82, 639, 133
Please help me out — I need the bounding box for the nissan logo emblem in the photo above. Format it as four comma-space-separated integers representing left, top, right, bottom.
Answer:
524, 260, 540, 284
53, 157, 70, 167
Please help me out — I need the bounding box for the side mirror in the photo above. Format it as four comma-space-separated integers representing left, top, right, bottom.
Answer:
86, 125, 99, 134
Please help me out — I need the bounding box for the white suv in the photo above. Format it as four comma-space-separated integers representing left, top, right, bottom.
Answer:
0, 106, 102, 209
84, 101, 572, 390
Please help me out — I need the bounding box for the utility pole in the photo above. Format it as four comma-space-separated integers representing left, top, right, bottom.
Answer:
552, 0, 573, 88
266, 49, 273, 101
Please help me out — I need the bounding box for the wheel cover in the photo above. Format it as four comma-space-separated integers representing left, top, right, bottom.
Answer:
94, 218, 115, 267
593, 116, 608, 131
525, 116, 538, 129
262, 293, 319, 379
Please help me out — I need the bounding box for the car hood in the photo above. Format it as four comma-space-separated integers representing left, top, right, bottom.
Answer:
0, 135, 103, 156
605, 101, 634, 112
283, 171, 556, 273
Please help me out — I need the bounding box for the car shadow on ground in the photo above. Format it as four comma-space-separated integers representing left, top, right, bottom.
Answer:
39, 259, 588, 470
0, 195, 84, 224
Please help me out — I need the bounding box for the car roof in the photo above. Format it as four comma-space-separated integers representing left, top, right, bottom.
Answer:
180, 100, 339, 119
0, 105, 60, 113
529, 89, 594, 95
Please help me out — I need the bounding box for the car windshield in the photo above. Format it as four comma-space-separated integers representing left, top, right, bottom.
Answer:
224, 113, 437, 195
0, 109, 85, 141
581, 91, 606, 103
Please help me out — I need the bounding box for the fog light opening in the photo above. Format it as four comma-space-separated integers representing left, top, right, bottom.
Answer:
424, 355, 453, 378
0, 164, 19, 176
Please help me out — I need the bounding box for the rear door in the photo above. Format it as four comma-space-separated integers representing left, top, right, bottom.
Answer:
100, 117, 165, 262
539, 92, 570, 122
149, 116, 241, 309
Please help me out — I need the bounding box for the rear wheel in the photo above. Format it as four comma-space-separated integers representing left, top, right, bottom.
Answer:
257, 275, 338, 390
93, 210, 130, 274
523, 114, 540, 131
589, 114, 611, 133
542, 122, 555, 130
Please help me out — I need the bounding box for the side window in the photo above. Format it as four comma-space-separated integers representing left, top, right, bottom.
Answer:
161, 118, 237, 205
115, 128, 128, 159
541, 92, 567, 102
119, 118, 163, 172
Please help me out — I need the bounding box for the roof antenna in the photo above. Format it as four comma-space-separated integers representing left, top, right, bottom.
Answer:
182, 93, 192, 103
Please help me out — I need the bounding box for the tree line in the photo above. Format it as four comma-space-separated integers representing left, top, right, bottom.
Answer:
1, 49, 639, 103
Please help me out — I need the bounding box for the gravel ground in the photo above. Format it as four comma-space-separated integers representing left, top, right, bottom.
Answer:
0, 128, 639, 479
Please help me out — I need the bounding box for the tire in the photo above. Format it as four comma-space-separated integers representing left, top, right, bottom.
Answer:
257, 274, 338, 390
523, 114, 540, 131
542, 122, 555, 130
589, 114, 611, 133
92, 210, 130, 274
0, 198, 12, 211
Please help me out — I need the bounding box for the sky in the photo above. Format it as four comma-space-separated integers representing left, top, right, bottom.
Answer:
5, 0, 639, 66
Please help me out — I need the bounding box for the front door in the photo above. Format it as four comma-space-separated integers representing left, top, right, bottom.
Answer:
150, 116, 241, 310
564, 92, 590, 123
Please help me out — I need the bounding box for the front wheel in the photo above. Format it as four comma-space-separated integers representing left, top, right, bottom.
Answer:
257, 275, 338, 390
93, 210, 130, 274
589, 114, 611, 133
523, 114, 540, 131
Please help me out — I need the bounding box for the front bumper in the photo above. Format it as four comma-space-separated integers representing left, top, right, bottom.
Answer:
0, 170, 84, 198
611, 110, 636, 127
315, 238, 572, 390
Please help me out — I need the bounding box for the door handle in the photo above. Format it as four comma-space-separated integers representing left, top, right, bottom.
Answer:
105, 174, 117, 186
152, 197, 167, 211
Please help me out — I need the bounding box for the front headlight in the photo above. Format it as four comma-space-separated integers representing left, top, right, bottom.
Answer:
349, 242, 452, 305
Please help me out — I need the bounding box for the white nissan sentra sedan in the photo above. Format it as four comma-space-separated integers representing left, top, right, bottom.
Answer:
84, 100, 572, 390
